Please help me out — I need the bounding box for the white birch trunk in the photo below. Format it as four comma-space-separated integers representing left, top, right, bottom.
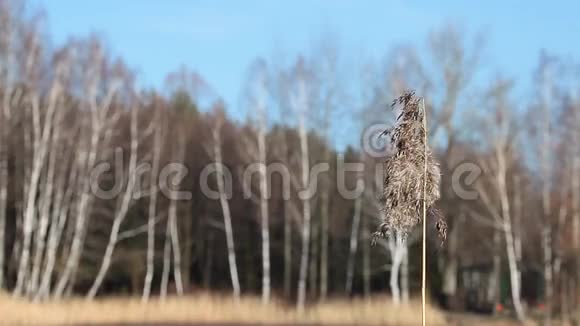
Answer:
0, 2, 13, 291
29, 105, 63, 297
317, 45, 337, 302
345, 195, 361, 295
37, 161, 74, 300
541, 227, 553, 324
258, 119, 270, 304
443, 215, 460, 307
319, 190, 329, 300
28, 152, 54, 296
212, 125, 241, 300
53, 75, 118, 298
142, 120, 162, 301
362, 213, 371, 299
296, 81, 312, 312
14, 76, 61, 296
513, 174, 523, 285
308, 215, 318, 298
284, 199, 292, 298
402, 246, 409, 304
168, 193, 184, 296
86, 104, 138, 299
476, 82, 526, 321
388, 232, 405, 305
160, 218, 171, 300
497, 147, 526, 321
540, 74, 553, 325
503, 217, 525, 321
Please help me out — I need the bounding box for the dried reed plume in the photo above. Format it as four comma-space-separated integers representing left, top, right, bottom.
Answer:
373, 91, 446, 242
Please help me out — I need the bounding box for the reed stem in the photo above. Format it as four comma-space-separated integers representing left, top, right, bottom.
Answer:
421, 97, 427, 326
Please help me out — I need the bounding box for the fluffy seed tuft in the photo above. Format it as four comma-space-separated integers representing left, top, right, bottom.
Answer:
373, 91, 446, 243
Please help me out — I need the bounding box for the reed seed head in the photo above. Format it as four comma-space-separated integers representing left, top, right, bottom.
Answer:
373, 91, 446, 243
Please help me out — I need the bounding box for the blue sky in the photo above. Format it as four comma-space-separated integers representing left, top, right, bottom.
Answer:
36, 1, 580, 121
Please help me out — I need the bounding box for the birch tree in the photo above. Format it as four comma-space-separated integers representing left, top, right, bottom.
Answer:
37, 136, 78, 299
29, 76, 69, 298
475, 78, 526, 321
311, 39, 342, 300
0, 0, 16, 290
535, 54, 555, 324
345, 193, 362, 295
242, 59, 272, 303
290, 59, 313, 312
408, 27, 481, 305
86, 99, 139, 299
268, 71, 294, 300
14, 42, 67, 296
361, 209, 371, 299
142, 106, 164, 301
160, 214, 171, 300
53, 40, 121, 298
168, 134, 186, 296
274, 129, 295, 299
388, 232, 406, 305
256, 77, 271, 304
205, 108, 241, 300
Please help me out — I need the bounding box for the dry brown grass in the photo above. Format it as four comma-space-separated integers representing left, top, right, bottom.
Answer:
0, 293, 446, 325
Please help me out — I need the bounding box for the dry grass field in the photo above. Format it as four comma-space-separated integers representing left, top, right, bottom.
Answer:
0, 293, 447, 326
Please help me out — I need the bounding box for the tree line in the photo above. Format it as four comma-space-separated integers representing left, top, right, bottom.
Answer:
1, 1, 580, 323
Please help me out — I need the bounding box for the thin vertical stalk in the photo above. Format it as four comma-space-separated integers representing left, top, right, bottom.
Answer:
296, 79, 311, 313
169, 195, 184, 296
402, 245, 409, 303
362, 213, 371, 299
283, 199, 292, 298
212, 124, 241, 301
345, 194, 362, 295
421, 97, 427, 326
257, 110, 270, 304
142, 118, 162, 302
160, 219, 171, 300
